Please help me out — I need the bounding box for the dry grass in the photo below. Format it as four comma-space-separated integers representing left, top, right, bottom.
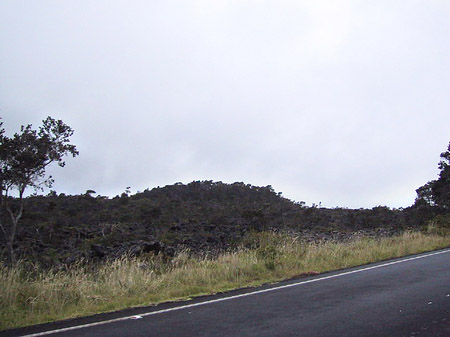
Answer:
1, 231, 450, 331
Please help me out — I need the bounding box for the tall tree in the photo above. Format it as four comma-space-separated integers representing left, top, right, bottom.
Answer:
0, 117, 78, 263
432, 142, 450, 209
414, 142, 450, 210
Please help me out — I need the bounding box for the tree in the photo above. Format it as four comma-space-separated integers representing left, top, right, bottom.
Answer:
0, 117, 78, 263
432, 142, 450, 209
414, 142, 450, 210
415, 181, 435, 207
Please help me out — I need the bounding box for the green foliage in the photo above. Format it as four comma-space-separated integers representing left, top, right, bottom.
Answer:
426, 214, 450, 235
415, 141, 450, 210
243, 231, 290, 270
433, 143, 450, 209
0, 117, 78, 192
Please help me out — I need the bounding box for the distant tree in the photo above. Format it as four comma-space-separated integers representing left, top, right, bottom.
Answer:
0, 117, 78, 263
85, 189, 96, 197
414, 142, 450, 210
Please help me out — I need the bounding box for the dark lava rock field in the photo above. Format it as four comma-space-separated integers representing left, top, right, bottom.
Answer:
0, 181, 440, 267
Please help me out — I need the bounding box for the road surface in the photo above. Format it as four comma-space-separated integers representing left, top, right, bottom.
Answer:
3, 248, 450, 337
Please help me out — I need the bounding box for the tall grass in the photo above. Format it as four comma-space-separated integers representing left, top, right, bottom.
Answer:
1, 231, 450, 331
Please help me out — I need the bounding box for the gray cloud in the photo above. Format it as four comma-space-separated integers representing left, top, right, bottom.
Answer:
1, 0, 449, 208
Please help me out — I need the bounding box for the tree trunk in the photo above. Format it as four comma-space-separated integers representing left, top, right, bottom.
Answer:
4, 188, 24, 264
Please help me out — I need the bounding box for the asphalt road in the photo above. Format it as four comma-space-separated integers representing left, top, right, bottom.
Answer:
4, 248, 450, 337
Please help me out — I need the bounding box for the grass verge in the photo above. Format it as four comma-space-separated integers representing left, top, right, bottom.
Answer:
1, 231, 450, 331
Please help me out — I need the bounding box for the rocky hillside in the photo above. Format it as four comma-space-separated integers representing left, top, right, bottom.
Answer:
0, 181, 441, 267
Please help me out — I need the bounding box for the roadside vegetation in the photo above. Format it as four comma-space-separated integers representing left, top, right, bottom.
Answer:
0, 120, 448, 332
2, 229, 450, 331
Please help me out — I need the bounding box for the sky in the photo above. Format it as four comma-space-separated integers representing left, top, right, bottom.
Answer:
0, 0, 449, 209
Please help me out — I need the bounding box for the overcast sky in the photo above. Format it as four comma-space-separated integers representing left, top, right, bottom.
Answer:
1, 0, 449, 209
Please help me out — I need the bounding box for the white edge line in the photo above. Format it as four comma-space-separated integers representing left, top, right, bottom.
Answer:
19, 248, 450, 337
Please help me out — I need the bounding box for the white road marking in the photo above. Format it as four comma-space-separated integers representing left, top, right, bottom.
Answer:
19, 248, 450, 337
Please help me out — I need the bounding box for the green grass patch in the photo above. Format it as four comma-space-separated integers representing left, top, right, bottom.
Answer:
1, 231, 450, 331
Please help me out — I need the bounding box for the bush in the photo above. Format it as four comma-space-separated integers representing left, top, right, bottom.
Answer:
427, 214, 450, 235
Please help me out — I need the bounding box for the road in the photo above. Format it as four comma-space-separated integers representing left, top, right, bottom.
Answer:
3, 248, 450, 337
